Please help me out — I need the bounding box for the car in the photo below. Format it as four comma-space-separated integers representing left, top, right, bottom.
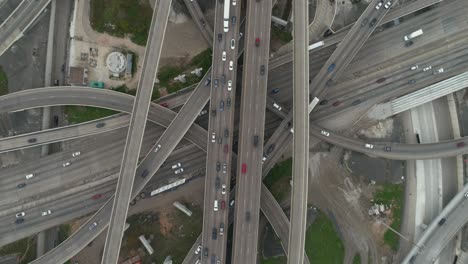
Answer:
410, 65, 419, 70
271, 88, 280, 94
15, 218, 24, 224
221, 74, 226, 85
203, 247, 208, 257
465, 192, 468, 198
405, 40, 414, 47
361, 18, 369, 27
438, 218, 446, 226
61, 64, 65, 72
369, 18, 377, 27
215, 177, 220, 189
352, 99, 362, 106
218, 137, 222, 144
28, 138, 37, 143
72, 151, 81, 157
255, 37, 260, 47
433, 68, 444, 74
198, 109, 208, 116
220, 223, 224, 235
224, 144, 229, 153
200, 18, 206, 26
54, 79, 59, 86
211, 132, 216, 143
365, 143, 374, 149
16, 212, 25, 218
319, 99, 328, 105
175, 168, 184, 174
408, 79, 416, 84
384, 1, 392, 8
262, 155, 267, 163
245, 211, 251, 221
63, 162, 71, 167
224, 129, 229, 138
266, 144, 275, 154
332, 101, 341, 107
214, 200, 218, 211
273, 103, 282, 111
17, 183, 26, 189
226, 98, 231, 108
253, 135, 259, 146
217, 33, 222, 42
323, 29, 333, 37
141, 169, 149, 178
220, 100, 224, 111
232, 0, 236, 5
53, 115, 59, 126
231, 16, 236, 25
260, 65, 265, 75
88, 222, 98, 231
216, 162, 221, 172
153, 144, 162, 153
41, 210, 52, 216
422, 66, 432, 71
91, 194, 102, 200
230, 199, 235, 207
222, 163, 227, 173
214, 79, 219, 87
221, 200, 226, 210
229, 61, 233, 70
227, 80, 232, 91
325, 79, 333, 87
376, 77, 386, 83
457, 142, 465, 148
222, 51, 226, 61
25, 173, 34, 179
241, 163, 247, 174
96, 122, 105, 128
327, 63, 336, 73
205, 78, 211, 86
212, 108, 217, 116
221, 184, 226, 194
195, 245, 202, 254
230, 39, 235, 49
384, 146, 391, 152
159, 102, 169, 107
375, 1, 383, 9
320, 130, 330, 137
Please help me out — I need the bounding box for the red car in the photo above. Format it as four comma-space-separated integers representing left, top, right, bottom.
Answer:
221, 200, 226, 210
332, 101, 341, 107
224, 144, 229, 154
255, 38, 260, 47
241, 163, 247, 174
160, 102, 169, 107
91, 194, 102, 200
457, 142, 465, 148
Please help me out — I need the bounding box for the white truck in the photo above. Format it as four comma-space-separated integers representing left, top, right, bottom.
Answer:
404, 29, 423, 41
223, 0, 231, 32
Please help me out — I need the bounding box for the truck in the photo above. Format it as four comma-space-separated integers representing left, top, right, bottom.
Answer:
404, 29, 423, 41
223, 0, 231, 32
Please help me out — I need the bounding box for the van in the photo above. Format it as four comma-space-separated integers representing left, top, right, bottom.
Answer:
214, 200, 219, 211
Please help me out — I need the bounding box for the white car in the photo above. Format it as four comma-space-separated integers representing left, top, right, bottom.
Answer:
88, 222, 98, 231
221, 184, 226, 195
422, 66, 432, 71
465, 192, 468, 198
230, 39, 235, 50
72, 151, 80, 157
273, 103, 282, 111
198, 109, 208, 116
62, 162, 71, 167
365, 143, 374, 149
25, 173, 34, 180
229, 61, 233, 71
41, 210, 52, 216
375, 1, 383, 9
410, 65, 419, 71
195, 245, 202, 254
153, 144, 161, 152
171, 163, 181, 169
227, 80, 232, 91
16, 212, 25, 218
175, 168, 184, 174
320, 130, 330, 137
384, 1, 392, 8
222, 51, 226, 61
232, 0, 236, 6
211, 132, 216, 143
262, 156, 267, 163
433, 68, 444, 74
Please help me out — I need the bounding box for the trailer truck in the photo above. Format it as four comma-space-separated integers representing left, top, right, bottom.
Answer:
223, 0, 231, 32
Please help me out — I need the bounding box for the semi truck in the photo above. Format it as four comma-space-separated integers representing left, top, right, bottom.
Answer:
404, 29, 423, 41
223, 0, 231, 32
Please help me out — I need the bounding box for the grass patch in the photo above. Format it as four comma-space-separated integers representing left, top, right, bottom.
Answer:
0, 66, 8, 95
271, 27, 292, 43
353, 253, 361, 264
122, 205, 202, 263
373, 184, 404, 251
58, 224, 72, 243
261, 256, 287, 264
189, 48, 213, 71
90, 0, 153, 46
0, 237, 36, 264
263, 158, 292, 202
65, 106, 118, 124
305, 210, 345, 264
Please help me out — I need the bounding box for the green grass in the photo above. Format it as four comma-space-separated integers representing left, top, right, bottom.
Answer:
123, 205, 202, 263
0, 237, 36, 264
373, 184, 404, 251
0, 66, 8, 95
189, 48, 213, 71
263, 158, 292, 202
65, 106, 118, 124
305, 210, 345, 264
261, 256, 287, 264
58, 224, 71, 243
271, 27, 293, 43
353, 254, 361, 264
90, 0, 153, 46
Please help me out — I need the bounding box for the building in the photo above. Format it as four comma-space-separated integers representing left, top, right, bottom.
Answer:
68, 66, 88, 86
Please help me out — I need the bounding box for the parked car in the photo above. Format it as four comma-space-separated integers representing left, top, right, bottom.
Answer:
384, 0, 392, 8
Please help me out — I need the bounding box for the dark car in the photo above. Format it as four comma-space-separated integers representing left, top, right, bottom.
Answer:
214, 79, 219, 87
159, 102, 169, 107
212, 108, 217, 117
215, 177, 220, 189
15, 218, 24, 224
216, 162, 221, 172
332, 101, 341, 107
221, 200, 226, 210
224, 129, 229, 138
141, 169, 149, 178
245, 211, 251, 221
351, 99, 362, 106
96, 122, 106, 128
212, 228, 217, 240
319, 99, 328, 105
220, 100, 224, 112
408, 79, 416, 84
253, 135, 259, 146
438, 218, 446, 226
323, 29, 333, 37
266, 144, 275, 154
271, 88, 280, 94
376, 77, 386, 83
211, 255, 216, 264
218, 33, 222, 42
205, 78, 211, 86
204, 248, 208, 256
384, 146, 391, 152
369, 18, 377, 27
17, 183, 26, 189
226, 98, 231, 108
221, 74, 226, 85
53, 115, 59, 126
260, 65, 265, 75
231, 16, 236, 25
405, 40, 414, 47
325, 79, 333, 87
28, 138, 37, 143
457, 142, 465, 148
54, 79, 59, 86
327, 63, 336, 73
361, 18, 369, 26
218, 137, 222, 144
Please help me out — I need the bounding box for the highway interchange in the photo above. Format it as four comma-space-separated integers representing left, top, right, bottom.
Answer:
1, 0, 468, 263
